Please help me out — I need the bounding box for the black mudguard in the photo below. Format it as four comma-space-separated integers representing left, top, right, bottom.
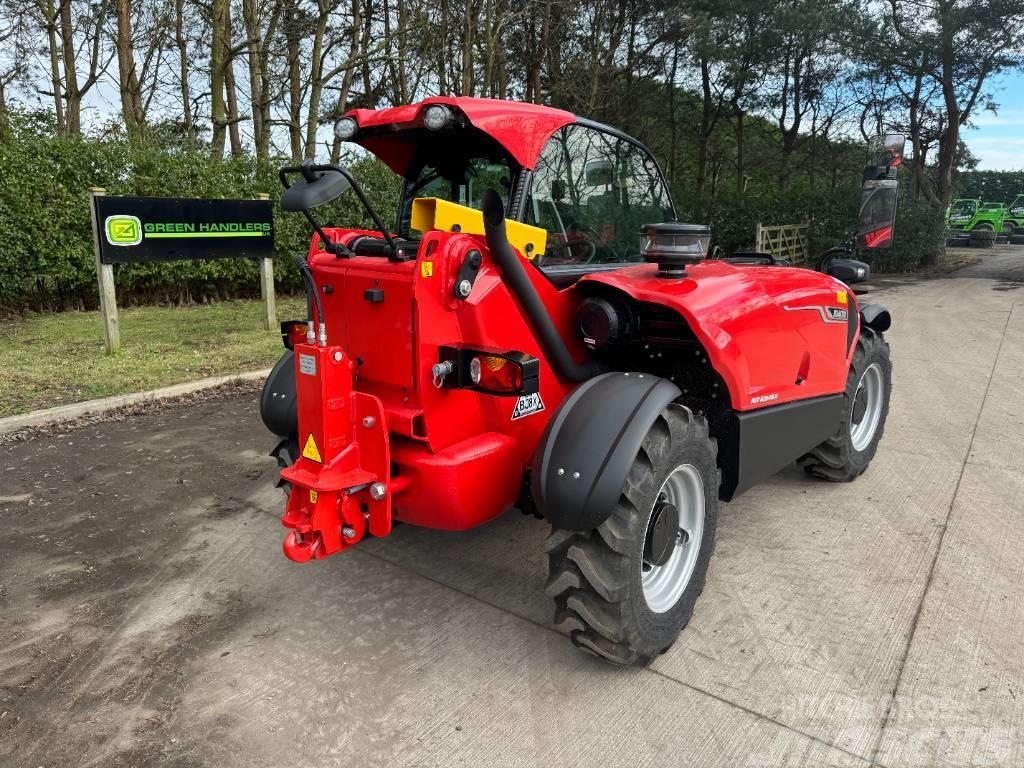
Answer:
531, 372, 681, 531
859, 303, 891, 332
260, 351, 298, 438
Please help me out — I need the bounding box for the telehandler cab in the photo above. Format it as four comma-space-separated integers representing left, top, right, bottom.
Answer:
260, 98, 897, 665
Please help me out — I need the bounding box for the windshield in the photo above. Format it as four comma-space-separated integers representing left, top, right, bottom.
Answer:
524, 124, 674, 268
949, 200, 977, 218
394, 134, 517, 237
1011, 196, 1024, 216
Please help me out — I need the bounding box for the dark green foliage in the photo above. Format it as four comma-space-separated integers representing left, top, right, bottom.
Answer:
0, 111, 400, 311
953, 170, 1024, 203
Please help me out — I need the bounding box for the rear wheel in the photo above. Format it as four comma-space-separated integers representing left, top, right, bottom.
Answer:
270, 436, 298, 495
545, 405, 719, 666
800, 330, 891, 481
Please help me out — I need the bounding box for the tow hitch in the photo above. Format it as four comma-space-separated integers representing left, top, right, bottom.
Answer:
279, 343, 393, 561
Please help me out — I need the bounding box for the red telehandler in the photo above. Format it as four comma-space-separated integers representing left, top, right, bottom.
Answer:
260, 98, 898, 665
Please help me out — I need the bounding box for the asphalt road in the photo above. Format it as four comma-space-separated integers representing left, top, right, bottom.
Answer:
2, 246, 1023, 768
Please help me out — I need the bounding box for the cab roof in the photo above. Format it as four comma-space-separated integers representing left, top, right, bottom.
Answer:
345, 97, 577, 175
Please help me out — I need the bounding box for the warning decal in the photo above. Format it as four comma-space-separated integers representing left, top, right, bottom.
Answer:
302, 433, 323, 463
511, 392, 545, 420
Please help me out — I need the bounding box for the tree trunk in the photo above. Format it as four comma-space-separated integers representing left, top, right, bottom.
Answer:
41, 0, 65, 133
461, 0, 474, 95
223, 4, 242, 156
285, 0, 303, 160
696, 51, 712, 194
59, 0, 81, 134
174, 0, 193, 145
114, 0, 144, 135
209, 0, 228, 156
243, 0, 264, 156
734, 109, 745, 194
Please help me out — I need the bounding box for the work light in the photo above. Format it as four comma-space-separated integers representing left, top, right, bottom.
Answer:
334, 117, 358, 141
423, 104, 451, 130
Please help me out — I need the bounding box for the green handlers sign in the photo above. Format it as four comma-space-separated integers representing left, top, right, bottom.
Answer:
93, 196, 274, 264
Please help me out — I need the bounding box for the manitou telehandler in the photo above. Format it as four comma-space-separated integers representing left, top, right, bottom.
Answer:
260, 98, 897, 665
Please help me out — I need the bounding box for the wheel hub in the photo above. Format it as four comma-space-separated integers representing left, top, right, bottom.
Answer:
644, 501, 679, 567
641, 464, 705, 614
852, 386, 868, 424
850, 362, 885, 451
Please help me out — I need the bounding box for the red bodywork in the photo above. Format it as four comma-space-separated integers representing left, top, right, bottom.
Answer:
276, 98, 861, 562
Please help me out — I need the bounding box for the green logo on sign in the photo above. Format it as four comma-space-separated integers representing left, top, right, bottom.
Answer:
105, 215, 142, 246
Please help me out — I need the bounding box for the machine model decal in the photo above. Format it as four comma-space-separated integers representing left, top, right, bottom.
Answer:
301, 433, 323, 463
751, 393, 780, 404
512, 392, 545, 420
783, 305, 848, 324
299, 353, 317, 375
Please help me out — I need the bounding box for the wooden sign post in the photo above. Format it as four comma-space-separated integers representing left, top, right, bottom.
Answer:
89, 188, 121, 354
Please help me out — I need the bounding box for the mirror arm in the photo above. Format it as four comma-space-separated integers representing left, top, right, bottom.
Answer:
332, 165, 398, 254
303, 208, 353, 257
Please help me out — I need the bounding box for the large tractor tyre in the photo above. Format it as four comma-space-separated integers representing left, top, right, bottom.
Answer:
1011, 235, 1024, 246
1014, 226, 1024, 236
545, 405, 719, 666
800, 330, 891, 482
970, 228, 997, 248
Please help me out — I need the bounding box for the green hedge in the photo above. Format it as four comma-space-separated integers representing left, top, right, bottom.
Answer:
0, 112, 400, 311
677, 181, 944, 272
1, 109, 954, 311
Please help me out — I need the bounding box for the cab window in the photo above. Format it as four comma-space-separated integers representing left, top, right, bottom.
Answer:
526, 124, 674, 267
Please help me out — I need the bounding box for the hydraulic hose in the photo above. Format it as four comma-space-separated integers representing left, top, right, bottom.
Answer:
294, 254, 326, 345
481, 189, 604, 383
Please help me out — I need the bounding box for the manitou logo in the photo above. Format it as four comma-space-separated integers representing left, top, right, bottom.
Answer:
826, 307, 849, 321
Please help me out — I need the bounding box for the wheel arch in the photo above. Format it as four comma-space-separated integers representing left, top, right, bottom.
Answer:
531, 372, 682, 531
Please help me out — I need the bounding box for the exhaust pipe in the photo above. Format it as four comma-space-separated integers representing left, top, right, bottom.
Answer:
481, 189, 604, 383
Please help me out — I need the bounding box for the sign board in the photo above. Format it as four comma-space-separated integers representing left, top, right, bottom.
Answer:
93, 196, 274, 264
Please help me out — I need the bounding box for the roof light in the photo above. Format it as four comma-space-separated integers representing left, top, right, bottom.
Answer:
334, 117, 358, 141
423, 104, 451, 131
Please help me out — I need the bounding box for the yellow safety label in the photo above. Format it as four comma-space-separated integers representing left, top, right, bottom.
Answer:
309, 490, 318, 503
302, 433, 323, 463
837, 291, 848, 305
421, 261, 433, 278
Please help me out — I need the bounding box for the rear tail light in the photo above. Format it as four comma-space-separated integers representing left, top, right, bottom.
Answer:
437, 346, 539, 396
281, 320, 308, 350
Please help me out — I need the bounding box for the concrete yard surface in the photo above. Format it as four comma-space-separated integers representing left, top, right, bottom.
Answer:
2, 246, 1023, 767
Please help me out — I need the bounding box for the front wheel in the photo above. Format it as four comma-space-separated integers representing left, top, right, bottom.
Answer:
545, 405, 720, 666
800, 330, 891, 481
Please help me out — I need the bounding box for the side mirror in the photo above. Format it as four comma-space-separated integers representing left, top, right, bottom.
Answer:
828, 257, 870, 284
856, 179, 899, 249
280, 168, 352, 212
868, 133, 906, 169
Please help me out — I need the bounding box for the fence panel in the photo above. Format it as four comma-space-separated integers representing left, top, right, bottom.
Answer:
755, 221, 811, 266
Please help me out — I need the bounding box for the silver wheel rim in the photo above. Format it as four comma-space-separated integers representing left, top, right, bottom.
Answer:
850, 362, 884, 451
642, 464, 705, 614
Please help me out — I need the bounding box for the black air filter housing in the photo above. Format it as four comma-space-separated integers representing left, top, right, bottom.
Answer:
640, 223, 711, 277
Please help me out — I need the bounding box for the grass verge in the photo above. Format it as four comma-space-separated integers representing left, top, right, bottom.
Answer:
0, 298, 305, 417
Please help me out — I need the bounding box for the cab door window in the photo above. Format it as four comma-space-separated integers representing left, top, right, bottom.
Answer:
526, 124, 674, 267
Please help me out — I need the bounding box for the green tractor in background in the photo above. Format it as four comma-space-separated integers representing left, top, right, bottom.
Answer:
946, 198, 1007, 247
1005, 195, 1024, 245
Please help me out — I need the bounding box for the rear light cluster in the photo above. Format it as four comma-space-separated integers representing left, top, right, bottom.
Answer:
436, 346, 539, 396
280, 320, 309, 350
